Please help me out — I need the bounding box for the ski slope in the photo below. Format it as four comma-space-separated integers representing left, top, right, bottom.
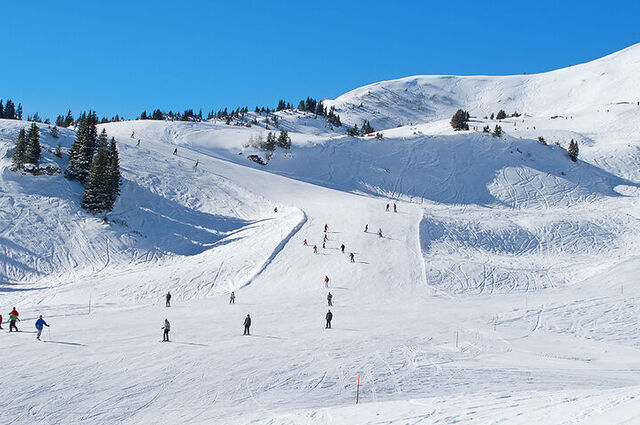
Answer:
1, 44, 640, 424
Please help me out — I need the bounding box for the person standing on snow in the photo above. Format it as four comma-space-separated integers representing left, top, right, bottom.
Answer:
173, 147, 178, 155
364, 224, 368, 233
325, 310, 333, 329
349, 252, 355, 263
9, 307, 19, 332
322, 242, 326, 249
0, 314, 3, 329
324, 224, 328, 233
378, 228, 383, 238
35, 315, 49, 340
327, 292, 333, 306
166, 291, 172, 307
386, 203, 390, 212
323, 234, 328, 242
303, 239, 308, 246
136, 139, 140, 146
340, 244, 345, 253
243, 314, 252, 335
324, 275, 330, 288
230, 291, 236, 304
313, 245, 318, 254
393, 203, 397, 213
131, 131, 135, 138
162, 319, 170, 342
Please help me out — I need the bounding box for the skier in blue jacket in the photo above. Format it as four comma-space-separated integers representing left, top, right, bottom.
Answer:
35, 315, 49, 340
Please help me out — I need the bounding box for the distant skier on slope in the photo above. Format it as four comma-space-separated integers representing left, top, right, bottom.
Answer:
325, 310, 333, 329
162, 319, 170, 342
0, 314, 3, 329
340, 244, 345, 253
9, 307, 19, 332
136, 139, 140, 146
131, 131, 135, 138
35, 315, 49, 341
324, 224, 328, 233
173, 148, 178, 155
195, 159, 199, 167
313, 245, 318, 254
349, 252, 355, 263
243, 314, 251, 335
327, 292, 333, 306
230, 291, 236, 304
322, 242, 326, 249
323, 234, 328, 242
386, 203, 390, 212
324, 276, 330, 288
303, 239, 308, 246
378, 228, 383, 238
393, 203, 397, 213
166, 291, 172, 307
364, 224, 368, 232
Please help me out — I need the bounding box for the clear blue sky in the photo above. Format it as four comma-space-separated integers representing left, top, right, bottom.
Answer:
2, 0, 639, 121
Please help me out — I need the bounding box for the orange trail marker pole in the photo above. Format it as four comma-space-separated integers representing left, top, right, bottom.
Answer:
494, 316, 497, 331
356, 376, 360, 404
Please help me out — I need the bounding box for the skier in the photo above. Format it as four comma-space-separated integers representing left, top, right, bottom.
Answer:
327, 292, 333, 306
340, 244, 345, 253
166, 291, 171, 307
313, 245, 318, 254
393, 203, 397, 213
173, 147, 178, 155
136, 139, 140, 146
323, 234, 328, 242
364, 224, 368, 233
131, 131, 135, 138
349, 252, 355, 263
230, 291, 236, 304
324, 224, 328, 233
303, 239, 308, 246
162, 319, 170, 342
195, 159, 199, 167
386, 203, 390, 212
322, 242, 326, 249
378, 228, 383, 238
35, 315, 49, 341
274, 207, 278, 213
9, 307, 19, 332
0, 314, 3, 329
325, 310, 333, 329
324, 275, 330, 288
243, 314, 251, 335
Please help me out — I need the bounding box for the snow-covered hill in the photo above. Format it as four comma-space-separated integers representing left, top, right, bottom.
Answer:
1, 43, 640, 424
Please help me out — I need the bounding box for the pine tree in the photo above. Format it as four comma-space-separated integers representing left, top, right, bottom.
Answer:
97, 128, 108, 151
0, 100, 4, 118
25, 122, 40, 166
568, 139, 579, 162
450, 109, 470, 130
17, 103, 22, 120
490, 112, 495, 120
360, 120, 374, 134
64, 110, 74, 127
277, 130, 291, 149
496, 110, 507, 120
106, 137, 121, 211
492, 125, 503, 137
4, 100, 16, 119
11, 128, 27, 169
81, 148, 110, 213
65, 111, 98, 183
347, 124, 359, 136
264, 132, 276, 151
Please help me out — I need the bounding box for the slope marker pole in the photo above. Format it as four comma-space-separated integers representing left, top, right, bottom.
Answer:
356, 375, 360, 404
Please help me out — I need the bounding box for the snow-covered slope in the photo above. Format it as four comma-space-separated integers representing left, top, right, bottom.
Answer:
2, 43, 640, 425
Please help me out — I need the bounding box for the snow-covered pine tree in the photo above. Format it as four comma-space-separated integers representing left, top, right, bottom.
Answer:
81, 148, 110, 213
264, 132, 276, 151
65, 111, 98, 183
492, 125, 503, 137
97, 128, 108, 151
11, 128, 27, 169
360, 120, 374, 135
450, 109, 470, 130
25, 122, 41, 166
277, 130, 291, 149
568, 139, 579, 162
106, 137, 121, 211
347, 124, 359, 136
496, 110, 507, 120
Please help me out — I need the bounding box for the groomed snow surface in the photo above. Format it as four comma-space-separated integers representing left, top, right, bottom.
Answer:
2, 44, 640, 424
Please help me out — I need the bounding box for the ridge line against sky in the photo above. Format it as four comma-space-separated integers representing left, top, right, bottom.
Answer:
1, 0, 639, 120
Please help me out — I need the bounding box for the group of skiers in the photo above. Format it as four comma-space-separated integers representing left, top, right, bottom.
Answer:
1, 307, 50, 340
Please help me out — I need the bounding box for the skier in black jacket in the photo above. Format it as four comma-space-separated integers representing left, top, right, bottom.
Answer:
243, 314, 251, 335
325, 310, 333, 329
